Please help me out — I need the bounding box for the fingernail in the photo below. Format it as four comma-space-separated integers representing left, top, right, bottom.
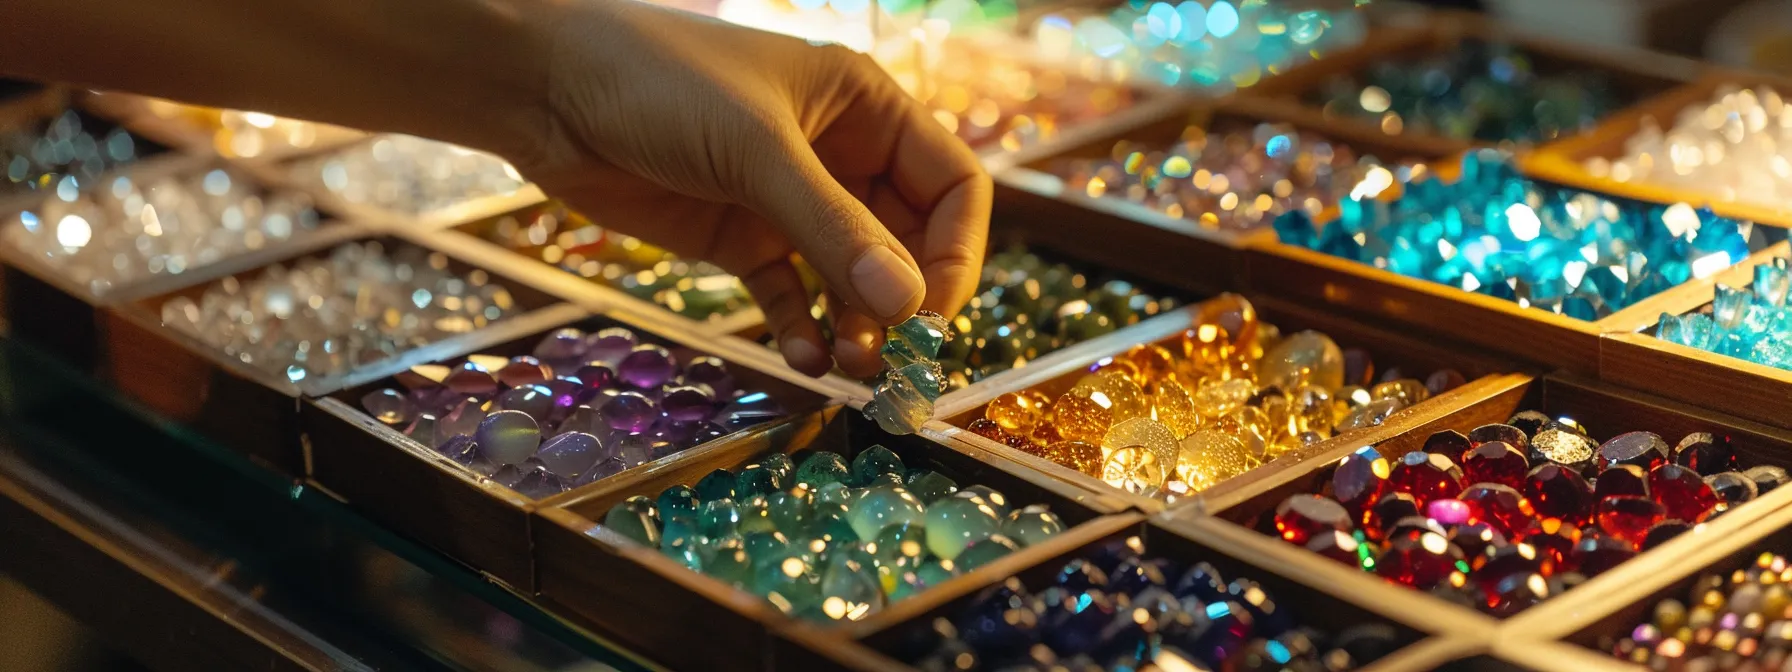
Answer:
850, 246, 923, 321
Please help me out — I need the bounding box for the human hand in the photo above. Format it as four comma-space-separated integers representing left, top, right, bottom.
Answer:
499, 0, 991, 378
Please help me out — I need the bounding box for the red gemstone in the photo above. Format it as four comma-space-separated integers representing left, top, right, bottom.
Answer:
1365, 493, 1421, 541
1640, 520, 1692, 551
1598, 431, 1669, 472
1649, 464, 1719, 523
1519, 518, 1582, 567
1388, 451, 1466, 506
1593, 465, 1649, 501
1482, 572, 1551, 617
1524, 465, 1593, 523
1305, 530, 1363, 567
1422, 430, 1472, 457
1673, 432, 1735, 476
1275, 495, 1354, 545
1471, 543, 1554, 590
1596, 495, 1665, 545
1375, 532, 1465, 589
1449, 522, 1509, 560
1570, 533, 1637, 576
1386, 516, 1449, 543
1469, 424, 1530, 453
967, 418, 1015, 444
1331, 447, 1390, 517
1462, 441, 1530, 490
1458, 483, 1536, 537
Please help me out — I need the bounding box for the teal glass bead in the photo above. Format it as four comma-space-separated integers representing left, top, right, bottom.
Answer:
766, 490, 814, 532
866, 311, 955, 435
814, 481, 854, 507
895, 362, 945, 402
705, 544, 753, 588
847, 484, 927, 540
695, 469, 736, 501
818, 550, 886, 620
807, 505, 857, 543
889, 571, 927, 602
955, 534, 1020, 572
737, 494, 777, 534
743, 531, 793, 564
660, 518, 705, 571
863, 471, 904, 488
698, 498, 741, 538
882, 311, 949, 367
905, 469, 960, 502
851, 445, 907, 485
793, 452, 850, 488
915, 558, 957, 588
759, 453, 795, 485
1003, 504, 1066, 547
958, 486, 1012, 517
735, 464, 781, 499
603, 495, 661, 546
924, 492, 1003, 560
871, 522, 927, 582
753, 549, 821, 613
865, 370, 935, 435
656, 484, 700, 525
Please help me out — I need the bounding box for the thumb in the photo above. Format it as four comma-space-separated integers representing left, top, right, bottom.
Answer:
741, 126, 925, 325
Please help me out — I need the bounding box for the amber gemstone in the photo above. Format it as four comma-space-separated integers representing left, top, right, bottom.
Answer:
1449, 522, 1509, 561
967, 418, 1014, 444
1519, 518, 1581, 566
1469, 424, 1529, 452
1640, 520, 1692, 551
1706, 471, 1758, 508
1595, 495, 1665, 545
1364, 493, 1422, 541
1505, 411, 1553, 438
1462, 441, 1529, 490
1570, 533, 1637, 576
1376, 532, 1465, 589
1598, 431, 1670, 471
1274, 495, 1354, 545
1524, 465, 1593, 523
1482, 572, 1551, 617
1528, 429, 1595, 474
1672, 432, 1735, 476
1421, 430, 1472, 457
1305, 529, 1362, 566
1593, 465, 1649, 501
1458, 483, 1536, 537
1648, 464, 1719, 523
1388, 451, 1466, 505
1331, 446, 1390, 517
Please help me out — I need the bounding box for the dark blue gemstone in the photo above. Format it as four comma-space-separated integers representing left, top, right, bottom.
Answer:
1172, 562, 1227, 603
1055, 558, 1110, 593
1107, 556, 1168, 596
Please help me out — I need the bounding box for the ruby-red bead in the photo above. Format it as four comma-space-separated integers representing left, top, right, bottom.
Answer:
1422, 430, 1471, 457
1331, 446, 1390, 517
1375, 532, 1465, 589
1673, 432, 1735, 476
1305, 529, 1363, 567
1462, 441, 1530, 490
1640, 520, 1692, 551
1524, 464, 1592, 523
1593, 465, 1649, 501
1595, 495, 1665, 546
1388, 451, 1466, 506
1472, 543, 1554, 595
1469, 424, 1529, 453
1365, 493, 1421, 541
1648, 464, 1719, 523
1598, 431, 1670, 472
1458, 483, 1536, 537
1449, 522, 1508, 560
1275, 495, 1353, 545
1385, 516, 1449, 543
1570, 533, 1637, 576
1519, 518, 1582, 567
1482, 572, 1551, 617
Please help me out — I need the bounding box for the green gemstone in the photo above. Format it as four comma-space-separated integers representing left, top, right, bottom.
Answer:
767, 490, 815, 533
905, 469, 960, 502
695, 469, 737, 501
753, 549, 821, 613
698, 498, 741, 538
706, 545, 754, 588
895, 362, 945, 402
924, 493, 1002, 560
656, 485, 701, 525
870, 522, 927, 579
603, 496, 662, 546
863, 471, 904, 489
847, 484, 926, 540
850, 445, 907, 485
955, 534, 1020, 572
814, 482, 854, 507
737, 494, 777, 534
818, 549, 886, 620
1003, 504, 1065, 547
759, 453, 795, 486
808, 506, 858, 545
889, 571, 927, 601
735, 465, 780, 499
660, 519, 705, 571
889, 314, 947, 361
915, 558, 957, 588
958, 485, 1012, 517
743, 531, 792, 563
794, 452, 851, 488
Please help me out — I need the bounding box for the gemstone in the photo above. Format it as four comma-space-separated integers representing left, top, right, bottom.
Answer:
475, 410, 539, 465
1469, 424, 1529, 453
698, 499, 740, 538
1648, 464, 1718, 523
573, 363, 616, 390
906, 470, 960, 503
1529, 429, 1596, 473
604, 496, 661, 546
1593, 465, 1650, 501
1427, 370, 1467, 396
1426, 498, 1473, 526
438, 396, 490, 438
1387, 451, 1465, 505
1258, 330, 1345, 390
793, 453, 850, 489
736, 464, 781, 499
1306, 530, 1363, 566
445, 361, 500, 395
1173, 562, 1228, 603
1041, 441, 1104, 477
695, 469, 737, 501
955, 535, 1020, 572
1640, 520, 1691, 550
1506, 411, 1552, 438
1570, 534, 1637, 576
1364, 493, 1422, 541
1520, 518, 1581, 566
1376, 532, 1464, 589
1422, 430, 1472, 456
1483, 572, 1551, 617
1047, 393, 1114, 444
1462, 441, 1529, 489
1102, 418, 1180, 475
1706, 471, 1758, 508
585, 328, 638, 364
1003, 505, 1065, 547
515, 469, 568, 499
536, 431, 602, 478
1599, 432, 1670, 471
1596, 496, 1665, 545
1057, 559, 1110, 593
656, 485, 701, 524
1385, 516, 1449, 543
960, 486, 1011, 517
1274, 495, 1353, 545
925, 493, 1003, 560
436, 434, 478, 463
601, 391, 660, 433
851, 445, 906, 485
1673, 432, 1735, 475
1450, 522, 1509, 561
1103, 445, 1170, 494
754, 549, 820, 613
497, 356, 551, 387
1108, 556, 1169, 596
660, 385, 716, 423
847, 485, 926, 541
1748, 465, 1790, 493
362, 389, 416, 425
1039, 588, 1117, 657
496, 384, 555, 423
1330, 446, 1390, 518
985, 392, 1047, 434
533, 329, 589, 363
617, 345, 678, 389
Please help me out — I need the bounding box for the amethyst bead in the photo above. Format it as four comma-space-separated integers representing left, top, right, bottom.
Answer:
538, 431, 603, 477
602, 390, 661, 433
574, 363, 616, 390
618, 344, 678, 389
585, 327, 638, 364
661, 385, 717, 423
682, 356, 735, 397
497, 384, 556, 422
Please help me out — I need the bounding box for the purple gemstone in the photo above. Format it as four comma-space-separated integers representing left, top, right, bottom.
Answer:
497, 356, 552, 387
690, 422, 730, 447
682, 356, 734, 398
439, 396, 489, 438
476, 410, 541, 465
618, 344, 678, 389
648, 420, 699, 448
574, 457, 626, 487
361, 389, 416, 425
497, 384, 556, 423
661, 385, 717, 423
533, 328, 590, 364
538, 432, 603, 478
712, 392, 784, 429
464, 452, 500, 477
602, 391, 661, 434
585, 327, 638, 365
444, 360, 499, 395
436, 434, 478, 461
407, 387, 457, 416
575, 363, 616, 391
515, 469, 569, 499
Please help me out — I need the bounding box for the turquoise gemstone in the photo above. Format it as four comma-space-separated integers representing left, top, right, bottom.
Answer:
871, 522, 927, 578
743, 531, 792, 563
737, 494, 777, 534
851, 445, 907, 485
1003, 504, 1065, 547
603, 496, 662, 547
656, 485, 700, 525
818, 550, 886, 620
698, 498, 741, 538
793, 452, 850, 488
846, 484, 926, 540
958, 486, 1012, 517
735, 464, 780, 499
753, 549, 820, 612
808, 506, 858, 545
914, 558, 957, 588
955, 534, 1020, 572
923, 493, 1002, 560
759, 453, 795, 485
863, 471, 904, 488
660, 519, 705, 571
706, 545, 753, 588
766, 490, 814, 532
814, 482, 854, 507
695, 469, 736, 501
905, 469, 960, 502
888, 313, 948, 362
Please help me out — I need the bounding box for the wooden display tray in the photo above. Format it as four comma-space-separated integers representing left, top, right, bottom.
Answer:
936, 292, 1519, 512
1522, 70, 1792, 228
303, 305, 838, 590
1196, 370, 1792, 624
96, 229, 570, 476
533, 405, 1130, 672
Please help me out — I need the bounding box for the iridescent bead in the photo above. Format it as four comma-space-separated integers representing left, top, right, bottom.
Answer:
601, 391, 660, 433
475, 410, 539, 465
925, 493, 1003, 560
536, 431, 601, 478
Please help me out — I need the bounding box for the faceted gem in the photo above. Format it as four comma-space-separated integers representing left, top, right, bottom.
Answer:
601, 391, 660, 433
1570, 534, 1637, 576
1376, 532, 1465, 589
884, 312, 949, 366
1640, 520, 1692, 551
1673, 432, 1735, 475
537, 431, 602, 478
1462, 441, 1529, 490
603, 495, 661, 546
1426, 499, 1473, 526
1648, 464, 1719, 523
925, 493, 1003, 560
694, 469, 736, 501
1003, 505, 1064, 547
1306, 530, 1363, 566
1039, 588, 1118, 657
1365, 493, 1422, 541
1470, 542, 1553, 591
1748, 465, 1790, 493
793, 452, 850, 488
656, 485, 701, 525
955, 535, 1020, 572
475, 410, 539, 465
1598, 431, 1670, 471
847, 485, 926, 540
850, 445, 906, 485
905, 470, 959, 503
1422, 430, 1472, 456
1706, 471, 1758, 508
1057, 559, 1110, 594
1385, 516, 1449, 543
1331, 446, 1390, 518
1529, 429, 1595, 473
1596, 495, 1665, 545
985, 392, 1046, 434
1468, 424, 1529, 453
362, 389, 415, 425
1519, 518, 1581, 566
1593, 465, 1649, 501
1506, 411, 1553, 438
1104, 445, 1170, 495
1450, 522, 1509, 561
1107, 556, 1169, 596
1387, 451, 1466, 505
1274, 495, 1353, 545
1483, 572, 1550, 617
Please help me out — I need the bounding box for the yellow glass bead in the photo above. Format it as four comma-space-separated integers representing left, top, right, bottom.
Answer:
1257, 393, 1294, 442
1090, 356, 1141, 383
986, 391, 1045, 433
1102, 418, 1179, 471
1030, 420, 1066, 448
1101, 445, 1168, 495
1371, 379, 1430, 407
1194, 293, 1258, 350
1150, 379, 1202, 439
1072, 371, 1150, 422
1042, 440, 1103, 477
1219, 407, 1269, 462
1176, 429, 1252, 492
1048, 393, 1113, 444
1258, 330, 1345, 391
1193, 378, 1256, 418
1123, 344, 1177, 385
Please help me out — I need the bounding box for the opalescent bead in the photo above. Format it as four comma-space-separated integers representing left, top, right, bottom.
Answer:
924, 493, 1003, 560
847, 485, 926, 541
